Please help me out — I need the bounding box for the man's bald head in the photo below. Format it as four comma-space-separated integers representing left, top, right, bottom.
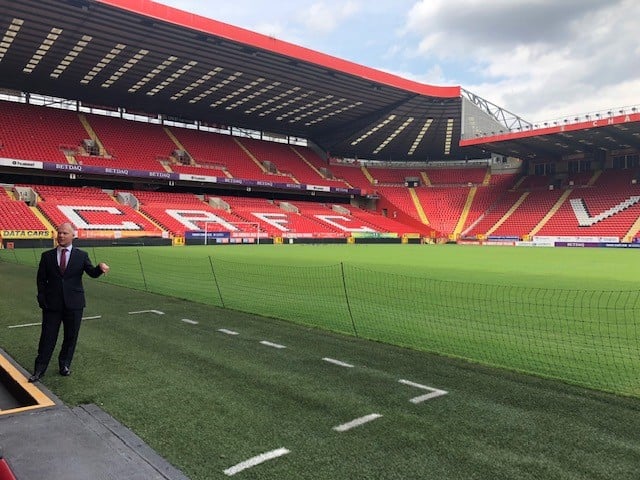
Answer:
56, 223, 74, 247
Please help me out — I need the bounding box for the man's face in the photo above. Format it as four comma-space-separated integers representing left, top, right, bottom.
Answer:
56, 225, 74, 247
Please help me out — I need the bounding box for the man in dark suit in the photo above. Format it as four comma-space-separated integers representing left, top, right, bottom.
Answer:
28, 222, 110, 382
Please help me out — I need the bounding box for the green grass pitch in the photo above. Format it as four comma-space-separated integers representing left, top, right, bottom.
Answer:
1, 244, 639, 479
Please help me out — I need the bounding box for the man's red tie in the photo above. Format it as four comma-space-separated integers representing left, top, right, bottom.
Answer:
60, 248, 67, 274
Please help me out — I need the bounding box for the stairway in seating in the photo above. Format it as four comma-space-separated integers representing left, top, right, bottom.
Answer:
453, 186, 476, 237
624, 215, 640, 242
290, 146, 324, 178
529, 189, 572, 236
408, 187, 429, 224
587, 170, 602, 186
485, 191, 529, 236
510, 176, 526, 191
164, 127, 190, 160
234, 138, 268, 173
30, 206, 55, 231
361, 166, 375, 184
78, 114, 106, 156
481, 169, 491, 186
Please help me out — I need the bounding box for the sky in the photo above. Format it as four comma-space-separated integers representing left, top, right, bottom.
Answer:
157, 0, 639, 124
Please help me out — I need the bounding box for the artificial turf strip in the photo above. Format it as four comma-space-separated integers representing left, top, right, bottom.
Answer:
1, 261, 639, 479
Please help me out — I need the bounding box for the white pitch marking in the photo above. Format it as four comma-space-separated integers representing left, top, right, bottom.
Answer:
398, 379, 448, 404
223, 447, 290, 476
9, 315, 101, 329
260, 340, 286, 349
333, 413, 382, 432
8, 322, 41, 329
181, 318, 199, 325
128, 310, 164, 315
218, 328, 239, 336
322, 357, 354, 368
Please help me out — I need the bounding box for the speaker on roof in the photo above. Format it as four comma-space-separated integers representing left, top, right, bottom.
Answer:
405, 177, 420, 187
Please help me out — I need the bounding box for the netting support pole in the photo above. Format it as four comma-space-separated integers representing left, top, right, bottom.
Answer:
208, 255, 225, 308
340, 262, 358, 337
136, 249, 148, 291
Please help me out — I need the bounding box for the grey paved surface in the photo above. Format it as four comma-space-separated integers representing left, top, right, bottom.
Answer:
0, 352, 190, 480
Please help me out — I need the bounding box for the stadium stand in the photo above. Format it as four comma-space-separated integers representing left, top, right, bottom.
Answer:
179, 133, 277, 182
486, 189, 564, 238
425, 167, 487, 185
414, 186, 470, 235
460, 186, 503, 233
28, 185, 162, 232
113, 190, 211, 236
237, 138, 305, 183
367, 167, 423, 185
464, 190, 525, 238
290, 146, 351, 187
1, 100, 638, 242
0, 189, 48, 231
535, 171, 640, 238
517, 175, 552, 190
217, 196, 337, 237
166, 128, 241, 177
81, 115, 175, 172
0, 101, 87, 163
348, 207, 423, 235
328, 164, 373, 190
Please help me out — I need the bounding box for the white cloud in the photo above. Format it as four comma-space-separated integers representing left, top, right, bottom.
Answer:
250, 21, 287, 39
298, 1, 362, 35
153, 0, 639, 122
401, 0, 640, 121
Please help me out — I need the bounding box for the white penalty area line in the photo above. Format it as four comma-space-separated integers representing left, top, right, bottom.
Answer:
322, 357, 354, 368
8, 322, 40, 329
398, 379, 448, 404
260, 340, 286, 349
128, 310, 164, 315
224, 448, 290, 476
218, 328, 239, 336
333, 413, 382, 432
181, 318, 199, 325
9, 315, 102, 328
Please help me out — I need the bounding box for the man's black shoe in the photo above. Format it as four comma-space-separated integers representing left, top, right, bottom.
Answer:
28, 371, 43, 382
60, 366, 71, 376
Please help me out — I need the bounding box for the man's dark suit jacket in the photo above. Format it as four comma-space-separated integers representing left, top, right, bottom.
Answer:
37, 246, 104, 311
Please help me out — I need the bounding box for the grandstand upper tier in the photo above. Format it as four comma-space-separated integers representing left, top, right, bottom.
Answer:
1, 0, 638, 165
0, 0, 509, 162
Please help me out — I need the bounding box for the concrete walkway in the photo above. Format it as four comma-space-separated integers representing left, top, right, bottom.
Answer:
0, 351, 189, 480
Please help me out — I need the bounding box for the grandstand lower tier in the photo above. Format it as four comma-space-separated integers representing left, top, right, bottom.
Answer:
1, 171, 640, 248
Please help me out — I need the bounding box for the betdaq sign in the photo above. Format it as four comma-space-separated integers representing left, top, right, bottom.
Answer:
44, 162, 179, 180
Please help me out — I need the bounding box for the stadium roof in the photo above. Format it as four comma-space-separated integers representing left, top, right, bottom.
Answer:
0, 0, 637, 164
461, 110, 640, 161
0, 0, 493, 161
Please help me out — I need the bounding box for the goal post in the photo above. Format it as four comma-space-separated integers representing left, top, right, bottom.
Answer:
203, 221, 262, 245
